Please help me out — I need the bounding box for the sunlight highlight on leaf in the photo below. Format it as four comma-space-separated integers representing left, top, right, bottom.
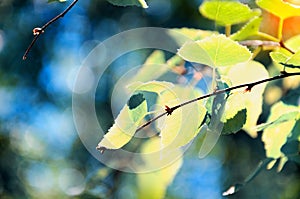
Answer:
271, 50, 300, 67
230, 17, 262, 41
178, 34, 252, 68
96, 99, 147, 150
200, 1, 260, 26
127, 81, 174, 94
157, 86, 207, 148
198, 92, 226, 158
172, 28, 216, 40
137, 137, 182, 199
130, 50, 169, 83
261, 102, 299, 164
225, 61, 269, 137
256, 0, 300, 20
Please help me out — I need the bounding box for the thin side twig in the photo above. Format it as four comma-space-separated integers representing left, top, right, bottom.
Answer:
23, 0, 79, 60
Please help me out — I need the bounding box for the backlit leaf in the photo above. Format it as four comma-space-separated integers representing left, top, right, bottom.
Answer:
171, 28, 216, 41
178, 34, 252, 68
96, 99, 147, 150
130, 50, 170, 83
127, 81, 174, 95
198, 92, 226, 158
137, 137, 182, 199
200, 1, 260, 26
256, 111, 299, 131
261, 101, 300, 169
256, 0, 300, 20
285, 35, 300, 52
270, 50, 300, 67
225, 61, 269, 137
157, 86, 207, 148
230, 17, 262, 41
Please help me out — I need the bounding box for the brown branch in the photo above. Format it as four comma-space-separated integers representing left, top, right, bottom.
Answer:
239, 40, 280, 47
96, 71, 300, 153
135, 71, 300, 133
239, 40, 295, 54
23, 0, 79, 60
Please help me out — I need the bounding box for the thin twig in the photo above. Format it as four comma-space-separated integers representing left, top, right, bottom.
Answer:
239, 40, 295, 54
23, 0, 79, 60
239, 40, 280, 47
135, 71, 300, 133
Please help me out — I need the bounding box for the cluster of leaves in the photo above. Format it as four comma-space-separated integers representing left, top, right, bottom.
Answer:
52, 0, 300, 198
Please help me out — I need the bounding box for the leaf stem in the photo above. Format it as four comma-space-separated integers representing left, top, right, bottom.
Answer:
23, 0, 79, 60
256, 32, 279, 42
277, 18, 283, 41
222, 158, 273, 196
225, 25, 231, 37
135, 71, 300, 133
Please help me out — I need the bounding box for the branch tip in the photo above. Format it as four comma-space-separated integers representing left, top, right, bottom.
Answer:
23, 0, 79, 60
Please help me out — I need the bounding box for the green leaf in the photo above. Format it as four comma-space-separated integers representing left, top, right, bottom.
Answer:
96, 99, 147, 150
270, 50, 300, 68
224, 61, 269, 137
130, 50, 170, 83
157, 86, 207, 148
270, 51, 290, 64
199, 1, 260, 26
127, 81, 174, 95
171, 28, 216, 41
222, 109, 247, 135
223, 158, 272, 196
137, 137, 182, 199
261, 101, 300, 169
289, 119, 300, 142
256, 111, 299, 131
166, 55, 184, 68
230, 17, 262, 41
178, 34, 252, 68
198, 92, 226, 158
127, 93, 145, 109
285, 35, 300, 52
107, 0, 148, 8
256, 0, 300, 20
284, 35, 300, 52
282, 140, 299, 156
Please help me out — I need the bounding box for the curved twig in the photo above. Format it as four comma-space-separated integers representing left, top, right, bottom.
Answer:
23, 0, 79, 60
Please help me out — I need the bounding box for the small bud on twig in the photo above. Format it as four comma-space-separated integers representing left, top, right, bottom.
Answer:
32, 27, 44, 35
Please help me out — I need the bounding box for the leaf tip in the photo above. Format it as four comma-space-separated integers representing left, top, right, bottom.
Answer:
222, 185, 236, 196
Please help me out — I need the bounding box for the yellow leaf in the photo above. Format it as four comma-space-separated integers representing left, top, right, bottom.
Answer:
262, 102, 299, 160
96, 100, 147, 150
137, 137, 182, 199
157, 86, 206, 148
256, 0, 300, 19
